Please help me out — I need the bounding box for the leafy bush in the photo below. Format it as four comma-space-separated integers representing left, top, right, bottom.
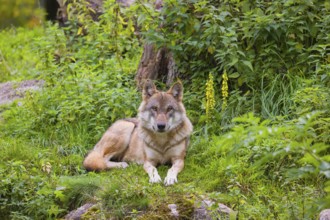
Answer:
191, 112, 329, 218
0, 135, 89, 219
0, 160, 63, 219
1, 1, 142, 145
140, 0, 330, 129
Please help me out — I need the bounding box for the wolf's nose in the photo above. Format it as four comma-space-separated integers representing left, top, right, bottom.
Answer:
157, 123, 166, 131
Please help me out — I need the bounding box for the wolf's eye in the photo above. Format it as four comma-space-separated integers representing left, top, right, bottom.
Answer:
167, 106, 174, 112
151, 106, 158, 111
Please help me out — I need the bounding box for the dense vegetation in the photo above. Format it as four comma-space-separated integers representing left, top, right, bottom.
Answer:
0, 0, 329, 219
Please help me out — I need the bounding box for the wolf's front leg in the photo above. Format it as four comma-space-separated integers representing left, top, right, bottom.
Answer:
164, 158, 184, 186
144, 160, 162, 183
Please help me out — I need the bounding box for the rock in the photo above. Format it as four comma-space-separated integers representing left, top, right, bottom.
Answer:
0, 80, 44, 105
65, 203, 95, 220
165, 198, 235, 219
194, 200, 212, 220
320, 209, 330, 220
193, 199, 235, 220
63, 198, 235, 219
168, 204, 180, 218
218, 203, 233, 214
166, 198, 235, 219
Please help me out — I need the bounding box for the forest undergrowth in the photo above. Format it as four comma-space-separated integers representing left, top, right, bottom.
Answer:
0, 0, 329, 219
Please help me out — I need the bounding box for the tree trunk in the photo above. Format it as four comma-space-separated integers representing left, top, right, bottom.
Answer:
55, 0, 176, 87
135, 44, 178, 89
134, 0, 178, 88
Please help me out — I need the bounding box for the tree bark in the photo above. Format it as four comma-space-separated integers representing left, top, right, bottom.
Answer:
135, 44, 178, 89
134, 0, 178, 88
55, 0, 176, 87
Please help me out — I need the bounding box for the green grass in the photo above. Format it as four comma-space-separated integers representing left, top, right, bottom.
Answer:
0, 131, 325, 219
0, 91, 326, 218
0, 27, 46, 82
0, 3, 329, 218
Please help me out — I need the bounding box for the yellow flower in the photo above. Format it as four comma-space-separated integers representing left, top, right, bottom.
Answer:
206, 73, 215, 122
222, 70, 229, 110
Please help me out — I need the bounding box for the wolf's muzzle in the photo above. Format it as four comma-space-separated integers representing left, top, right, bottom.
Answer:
157, 123, 166, 132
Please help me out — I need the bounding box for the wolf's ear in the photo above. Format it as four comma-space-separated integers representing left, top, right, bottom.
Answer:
168, 81, 183, 101
142, 79, 157, 100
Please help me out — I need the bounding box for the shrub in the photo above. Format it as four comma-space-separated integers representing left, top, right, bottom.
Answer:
0, 160, 63, 219
195, 112, 329, 217
140, 0, 330, 129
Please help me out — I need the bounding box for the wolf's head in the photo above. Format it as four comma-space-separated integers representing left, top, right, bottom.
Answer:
138, 80, 187, 133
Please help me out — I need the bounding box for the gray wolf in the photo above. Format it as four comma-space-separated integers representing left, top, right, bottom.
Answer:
83, 80, 193, 185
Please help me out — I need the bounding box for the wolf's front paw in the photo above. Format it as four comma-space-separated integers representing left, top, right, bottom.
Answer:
149, 173, 162, 183
164, 175, 178, 186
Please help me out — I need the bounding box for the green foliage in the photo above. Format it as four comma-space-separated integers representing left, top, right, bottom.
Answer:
0, 1, 143, 217
0, 135, 88, 219
0, 147, 63, 219
0, 0, 329, 219
140, 0, 330, 129
0, 0, 44, 28
185, 113, 328, 218
0, 28, 44, 82
1, 2, 142, 144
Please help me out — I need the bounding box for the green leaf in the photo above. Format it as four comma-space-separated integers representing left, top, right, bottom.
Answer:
228, 72, 240, 78
242, 60, 254, 71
